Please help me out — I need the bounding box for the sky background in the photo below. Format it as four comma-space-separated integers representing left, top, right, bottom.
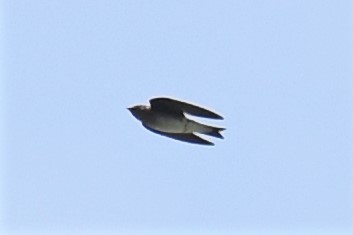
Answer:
1, 0, 353, 234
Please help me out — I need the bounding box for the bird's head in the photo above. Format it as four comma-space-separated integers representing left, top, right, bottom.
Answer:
127, 105, 150, 120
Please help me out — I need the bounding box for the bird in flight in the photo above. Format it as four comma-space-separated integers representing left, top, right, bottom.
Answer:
128, 97, 225, 145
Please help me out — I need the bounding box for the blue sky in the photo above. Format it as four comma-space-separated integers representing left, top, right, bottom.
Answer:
1, 0, 352, 234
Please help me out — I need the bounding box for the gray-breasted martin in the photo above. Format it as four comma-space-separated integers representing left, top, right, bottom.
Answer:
128, 97, 225, 145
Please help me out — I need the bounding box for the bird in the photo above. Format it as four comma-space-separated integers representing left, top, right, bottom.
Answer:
128, 97, 225, 145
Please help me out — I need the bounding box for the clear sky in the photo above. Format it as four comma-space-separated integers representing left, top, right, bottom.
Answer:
1, 1, 352, 234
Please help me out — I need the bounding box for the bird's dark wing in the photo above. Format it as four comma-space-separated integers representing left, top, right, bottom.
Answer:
143, 124, 214, 145
150, 97, 223, 119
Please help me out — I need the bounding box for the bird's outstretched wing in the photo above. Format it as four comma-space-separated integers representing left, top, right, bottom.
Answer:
150, 97, 223, 119
143, 124, 214, 145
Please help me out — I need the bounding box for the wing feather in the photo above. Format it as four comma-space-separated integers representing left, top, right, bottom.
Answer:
143, 124, 214, 145
150, 97, 223, 119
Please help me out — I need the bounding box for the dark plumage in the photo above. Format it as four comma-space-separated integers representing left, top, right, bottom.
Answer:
128, 97, 225, 145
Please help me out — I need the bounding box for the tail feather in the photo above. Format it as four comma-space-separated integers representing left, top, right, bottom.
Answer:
189, 120, 225, 139
203, 127, 225, 139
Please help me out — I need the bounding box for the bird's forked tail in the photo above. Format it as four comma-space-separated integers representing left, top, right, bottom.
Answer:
203, 127, 225, 139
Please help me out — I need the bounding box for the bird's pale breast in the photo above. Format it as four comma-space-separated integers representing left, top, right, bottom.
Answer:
146, 115, 187, 133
